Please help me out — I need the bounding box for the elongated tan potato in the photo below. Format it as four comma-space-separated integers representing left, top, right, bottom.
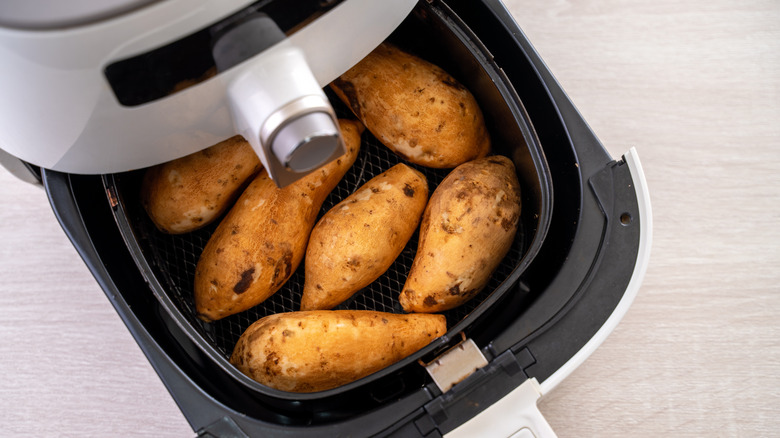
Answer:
330, 43, 490, 168
230, 310, 446, 392
194, 120, 363, 321
140, 136, 262, 234
399, 156, 521, 313
301, 163, 428, 310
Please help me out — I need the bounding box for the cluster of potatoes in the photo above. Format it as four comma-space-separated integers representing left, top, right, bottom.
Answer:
140, 44, 521, 393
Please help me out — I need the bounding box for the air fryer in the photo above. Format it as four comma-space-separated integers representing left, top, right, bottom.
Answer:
1, 0, 651, 436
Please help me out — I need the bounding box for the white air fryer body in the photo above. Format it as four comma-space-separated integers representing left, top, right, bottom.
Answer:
0, 0, 416, 185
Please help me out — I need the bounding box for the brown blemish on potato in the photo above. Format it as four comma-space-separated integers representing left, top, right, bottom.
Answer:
423, 295, 437, 307
233, 266, 255, 294
501, 217, 515, 231
439, 75, 466, 91
345, 258, 361, 271
441, 221, 458, 234
403, 183, 415, 197
263, 352, 281, 377
487, 157, 506, 166
332, 78, 362, 119
271, 250, 293, 288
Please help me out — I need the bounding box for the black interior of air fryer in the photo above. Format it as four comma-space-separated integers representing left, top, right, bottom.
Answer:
106, 1, 550, 402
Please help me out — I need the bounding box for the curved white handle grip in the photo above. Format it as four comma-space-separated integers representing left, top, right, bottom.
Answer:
445, 378, 558, 438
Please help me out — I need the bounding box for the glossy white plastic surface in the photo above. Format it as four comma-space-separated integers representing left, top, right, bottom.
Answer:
0, 0, 417, 174
445, 379, 557, 438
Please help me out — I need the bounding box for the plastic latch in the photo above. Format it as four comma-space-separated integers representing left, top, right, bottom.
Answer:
421, 335, 489, 393
443, 378, 557, 438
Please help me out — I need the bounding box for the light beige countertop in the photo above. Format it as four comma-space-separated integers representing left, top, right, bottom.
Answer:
1, 0, 778, 436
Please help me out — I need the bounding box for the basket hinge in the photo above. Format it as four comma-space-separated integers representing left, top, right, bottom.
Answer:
421, 335, 489, 394
417, 344, 536, 436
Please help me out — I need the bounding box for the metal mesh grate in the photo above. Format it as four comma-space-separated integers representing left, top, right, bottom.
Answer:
117, 115, 526, 360
114, 88, 528, 358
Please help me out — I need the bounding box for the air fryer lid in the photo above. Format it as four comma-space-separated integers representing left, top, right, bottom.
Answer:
105, 1, 551, 403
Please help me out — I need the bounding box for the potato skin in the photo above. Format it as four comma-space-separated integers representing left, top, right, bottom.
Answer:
230, 310, 446, 392
140, 136, 262, 234
301, 163, 429, 310
399, 156, 521, 313
194, 120, 363, 321
330, 43, 490, 168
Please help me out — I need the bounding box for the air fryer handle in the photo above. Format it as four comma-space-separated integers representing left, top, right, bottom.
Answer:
444, 378, 558, 438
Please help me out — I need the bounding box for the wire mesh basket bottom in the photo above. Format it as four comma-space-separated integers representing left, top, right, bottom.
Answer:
129, 131, 526, 359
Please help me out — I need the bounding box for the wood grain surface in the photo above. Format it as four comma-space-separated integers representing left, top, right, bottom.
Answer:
1, 1, 778, 436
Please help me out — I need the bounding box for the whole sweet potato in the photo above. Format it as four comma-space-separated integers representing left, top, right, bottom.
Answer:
194, 120, 363, 321
399, 156, 521, 313
230, 310, 446, 392
301, 163, 428, 310
140, 136, 262, 234
330, 43, 490, 168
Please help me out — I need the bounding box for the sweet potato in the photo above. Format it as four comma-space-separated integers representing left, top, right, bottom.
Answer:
399, 156, 521, 313
230, 310, 446, 392
301, 163, 428, 310
140, 136, 262, 234
330, 43, 490, 168
194, 120, 363, 321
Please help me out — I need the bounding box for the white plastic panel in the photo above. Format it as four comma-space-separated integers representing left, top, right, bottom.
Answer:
0, 0, 417, 174
445, 378, 558, 438
0, 0, 160, 29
